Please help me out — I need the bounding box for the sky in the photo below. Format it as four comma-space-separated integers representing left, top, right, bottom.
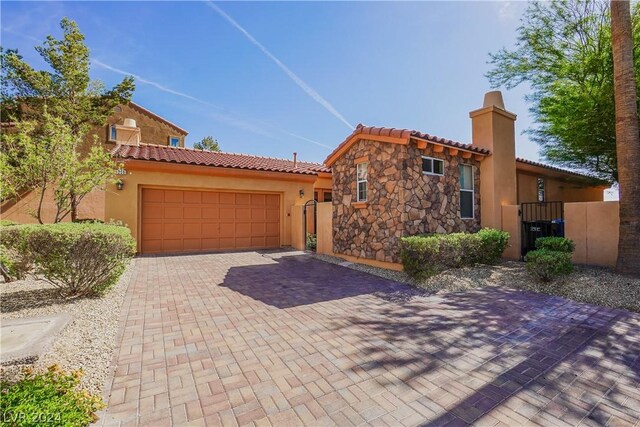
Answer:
2, 1, 538, 165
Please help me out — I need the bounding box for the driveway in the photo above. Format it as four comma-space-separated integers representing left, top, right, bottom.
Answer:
101, 251, 640, 426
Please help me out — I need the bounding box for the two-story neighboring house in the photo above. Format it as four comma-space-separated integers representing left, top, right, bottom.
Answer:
1, 102, 188, 223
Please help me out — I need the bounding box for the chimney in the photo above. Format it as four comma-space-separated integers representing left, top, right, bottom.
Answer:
469, 91, 518, 229
293, 152, 298, 168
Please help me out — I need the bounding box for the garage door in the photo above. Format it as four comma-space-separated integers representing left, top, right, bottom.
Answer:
141, 188, 280, 254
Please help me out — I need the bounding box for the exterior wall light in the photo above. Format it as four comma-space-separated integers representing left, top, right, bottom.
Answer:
116, 179, 124, 191
299, 189, 305, 198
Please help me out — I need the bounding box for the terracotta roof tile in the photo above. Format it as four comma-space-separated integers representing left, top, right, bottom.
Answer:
516, 158, 609, 182
111, 143, 330, 175
325, 124, 490, 165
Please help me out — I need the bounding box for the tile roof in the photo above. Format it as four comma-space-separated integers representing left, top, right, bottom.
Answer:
111, 143, 330, 175
516, 158, 609, 183
325, 124, 490, 165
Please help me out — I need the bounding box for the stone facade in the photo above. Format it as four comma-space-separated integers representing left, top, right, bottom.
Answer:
332, 139, 481, 263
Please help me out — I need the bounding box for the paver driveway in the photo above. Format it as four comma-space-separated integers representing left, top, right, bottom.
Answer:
100, 251, 640, 426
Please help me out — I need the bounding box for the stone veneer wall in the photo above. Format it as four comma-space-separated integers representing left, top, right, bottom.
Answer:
332, 139, 481, 263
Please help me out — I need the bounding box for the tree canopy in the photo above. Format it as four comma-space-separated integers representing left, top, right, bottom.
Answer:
193, 136, 221, 152
487, 1, 640, 182
1, 17, 135, 137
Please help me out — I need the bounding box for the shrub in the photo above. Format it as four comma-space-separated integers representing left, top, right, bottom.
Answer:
476, 228, 510, 264
0, 220, 18, 227
535, 236, 575, 253
306, 233, 317, 251
400, 228, 510, 279
0, 365, 105, 427
0, 223, 135, 297
525, 249, 573, 282
0, 245, 31, 282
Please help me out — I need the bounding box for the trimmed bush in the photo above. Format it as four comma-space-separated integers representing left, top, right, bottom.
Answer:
525, 249, 573, 282
535, 236, 575, 253
0, 365, 105, 427
0, 223, 135, 297
476, 228, 510, 264
400, 228, 510, 279
0, 220, 18, 227
0, 245, 31, 282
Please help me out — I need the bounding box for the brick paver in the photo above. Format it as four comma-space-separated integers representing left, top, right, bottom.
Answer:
100, 251, 640, 426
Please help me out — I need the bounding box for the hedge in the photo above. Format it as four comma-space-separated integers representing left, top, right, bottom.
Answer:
535, 236, 575, 253
0, 223, 135, 297
525, 249, 573, 282
400, 228, 510, 279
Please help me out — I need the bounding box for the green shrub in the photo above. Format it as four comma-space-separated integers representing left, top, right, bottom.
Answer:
306, 233, 317, 251
0, 220, 18, 227
476, 228, 510, 264
535, 236, 575, 253
400, 228, 510, 279
525, 249, 573, 282
0, 223, 135, 297
0, 365, 105, 427
0, 245, 31, 282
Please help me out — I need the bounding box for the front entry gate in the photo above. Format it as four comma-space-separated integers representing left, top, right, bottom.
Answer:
303, 200, 317, 251
521, 201, 565, 258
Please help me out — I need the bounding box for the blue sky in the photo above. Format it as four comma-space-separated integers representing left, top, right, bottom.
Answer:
1, 1, 537, 164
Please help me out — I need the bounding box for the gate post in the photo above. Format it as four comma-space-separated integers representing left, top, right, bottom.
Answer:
501, 204, 521, 260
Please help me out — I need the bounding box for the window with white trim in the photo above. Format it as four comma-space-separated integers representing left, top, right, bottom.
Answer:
422, 156, 444, 176
169, 136, 180, 147
109, 125, 117, 142
459, 164, 474, 219
537, 177, 545, 202
357, 162, 368, 202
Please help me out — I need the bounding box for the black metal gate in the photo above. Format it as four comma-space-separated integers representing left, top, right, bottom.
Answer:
303, 200, 317, 251
521, 201, 564, 257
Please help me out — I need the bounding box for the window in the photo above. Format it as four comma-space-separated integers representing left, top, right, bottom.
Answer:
459, 164, 474, 219
109, 125, 117, 142
422, 156, 444, 176
169, 136, 180, 147
323, 191, 332, 203
357, 162, 368, 202
314, 191, 319, 202
537, 177, 545, 202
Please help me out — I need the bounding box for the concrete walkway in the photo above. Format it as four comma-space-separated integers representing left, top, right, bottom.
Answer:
101, 251, 640, 426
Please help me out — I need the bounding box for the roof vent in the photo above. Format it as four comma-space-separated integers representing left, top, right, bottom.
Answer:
293, 152, 298, 168
123, 118, 137, 128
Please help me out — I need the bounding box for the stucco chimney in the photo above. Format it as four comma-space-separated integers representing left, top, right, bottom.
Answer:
469, 91, 518, 229
293, 152, 298, 168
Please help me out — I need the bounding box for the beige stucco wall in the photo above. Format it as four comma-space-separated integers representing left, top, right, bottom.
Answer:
316, 202, 333, 255
105, 161, 314, 252
565, 201, 619, 267
517, 172, 604, 203
1, 187, 106, 223
500, 201, 619, 267
291, 205, 305, 250
501, 204, 521, 260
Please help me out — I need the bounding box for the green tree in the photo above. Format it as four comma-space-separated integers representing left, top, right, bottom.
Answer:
1, 17, 134, 220
1, 112, 115, 223
487, 1, 640, 182
193, 136, 221, 152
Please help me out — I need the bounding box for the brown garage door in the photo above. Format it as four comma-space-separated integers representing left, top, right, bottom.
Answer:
141, 188, 280, 254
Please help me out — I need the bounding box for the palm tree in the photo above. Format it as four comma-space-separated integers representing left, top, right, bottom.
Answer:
611, 0, 640, 276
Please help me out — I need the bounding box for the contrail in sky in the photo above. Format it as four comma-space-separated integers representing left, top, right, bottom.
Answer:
204, 1, 354, 131
92, 59, 332, 149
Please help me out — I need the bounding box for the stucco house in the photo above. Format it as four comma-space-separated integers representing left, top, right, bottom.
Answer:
2, 92, 607, 262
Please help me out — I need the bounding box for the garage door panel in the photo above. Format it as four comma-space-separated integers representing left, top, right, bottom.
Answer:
141, 189, 280, 254
164, 207, 183, 219
164, 190, 183, 203
236, 208, 251, 221
143, 189, 164, 203
183, 191, 202, 204
219, 192, 235, 204
184, 207, 201, 219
